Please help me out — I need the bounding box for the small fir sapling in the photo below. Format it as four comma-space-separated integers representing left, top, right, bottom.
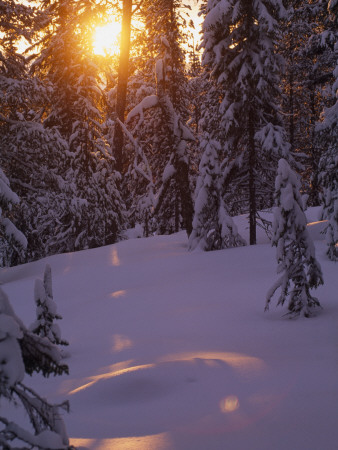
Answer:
30, 264, 69, 347
0, 287, 72, 449
265, 159, 324, 318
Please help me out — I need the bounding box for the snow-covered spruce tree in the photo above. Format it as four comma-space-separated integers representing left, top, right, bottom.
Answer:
189, 135, 246, 251
0, 0, 105, 263
31, 0, 126, 253
279, 0, 336, 205
265, 158, 323, 317
318, 146, 338, 260
0, 69, 70, 263
201, 0, 291, 245
186, 33, 204, 136
0, 168, 27, 267
125, 0, 194, 236
118, 120, 155, 237
316, 0, 338, 261
30, 265, 69, 347
0, 0, 62, 264
0, 287, 72, 448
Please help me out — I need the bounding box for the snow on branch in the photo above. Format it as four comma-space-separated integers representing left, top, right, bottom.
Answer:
126, 95, 159, 131
117, 119, 154, 187
0, 285, 71, 448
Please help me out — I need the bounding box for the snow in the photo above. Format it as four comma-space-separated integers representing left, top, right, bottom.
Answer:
156, 59, 164, 83
126, 95, 159, 125
0, 288, 25, 387
1, 209, 337, 450
2, 423, 67, 449
34, 429, 66, 448
1, 217, 28, 249
0, 170, 20, 205
162, 163, 176, 183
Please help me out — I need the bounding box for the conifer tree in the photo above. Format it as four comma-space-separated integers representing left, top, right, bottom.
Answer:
125, 0, 194, 236
201, 0, 292, 245
119, 120, 155, 236
265, 158, 323, 317
31, 0, 126, 253
30, 265, 69, 347
318, 147, 338, 261
189, 135, 246, 250
0, 286, 72, 448
0, 168, 27, 266
0, 0, 62, 264
316, 0, 338, 260
279, 0, 336, 205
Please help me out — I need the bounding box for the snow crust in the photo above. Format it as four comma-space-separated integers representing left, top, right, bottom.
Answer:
2, 210, 337, 450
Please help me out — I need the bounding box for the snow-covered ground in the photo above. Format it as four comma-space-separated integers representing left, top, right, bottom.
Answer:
1, 208, 337, 450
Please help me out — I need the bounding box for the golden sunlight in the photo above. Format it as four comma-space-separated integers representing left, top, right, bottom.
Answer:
93, 21, 121, 56
70, 432, 173, 450
220, 395, 240, 413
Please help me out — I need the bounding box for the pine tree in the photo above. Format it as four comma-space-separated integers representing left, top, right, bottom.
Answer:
0, 168, 27, 266
30, 0, 126, 253
279, 0, 336, 205
0, 0, 89, 263
316, 0, 338, 260
201, 0, 292, 245
30, 265, 69, 347
0, 286, 72, 448
318, 147, 338, 260
265, 158, 323, 317
0, 0, 62, 264
118, 120, 155, 236
124, 0, 194, 236
189, 135, 246, 250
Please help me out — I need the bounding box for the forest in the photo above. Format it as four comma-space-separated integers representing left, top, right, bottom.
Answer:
0, 0, 337, 447
0, 0, 337, 266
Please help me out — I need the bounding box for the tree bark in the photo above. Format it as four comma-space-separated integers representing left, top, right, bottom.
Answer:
248, 111, 257, 245
113, 0, 132, 173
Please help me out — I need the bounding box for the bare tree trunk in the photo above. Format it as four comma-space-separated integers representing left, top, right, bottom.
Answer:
289, 69, 295, 152
113, 0, 132, 173
248, 111, 257, 245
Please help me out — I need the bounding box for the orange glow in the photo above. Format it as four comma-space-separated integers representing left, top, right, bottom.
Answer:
112, 334, 133, 352
110, 247, 120, 266
110, 289, 126, 298
70, 432, 173, 450
93, 22, 121, 56
307, 220, 327, 226
67, 351, 266, 399
220, 395, 240, 413
68, 360, 155, 395
158, 351, 266, 375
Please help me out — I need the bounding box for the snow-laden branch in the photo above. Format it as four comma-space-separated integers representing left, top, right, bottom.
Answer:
126, 95, 159, 131
117, 119, 154, 187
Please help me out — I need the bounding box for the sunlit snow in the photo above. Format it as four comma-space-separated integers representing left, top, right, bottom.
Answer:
1, 208, 337, 450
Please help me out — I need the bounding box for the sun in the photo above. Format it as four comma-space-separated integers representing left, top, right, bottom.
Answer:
93, 21, 121, 56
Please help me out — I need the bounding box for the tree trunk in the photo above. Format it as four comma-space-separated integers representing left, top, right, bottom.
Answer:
113, 0, 132, 173
248, 111, 257, 245
289, 69, 295, 152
